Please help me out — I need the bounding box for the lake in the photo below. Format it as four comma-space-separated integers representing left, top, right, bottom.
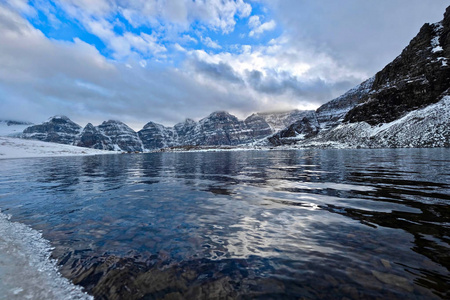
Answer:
0, 149, 449, 299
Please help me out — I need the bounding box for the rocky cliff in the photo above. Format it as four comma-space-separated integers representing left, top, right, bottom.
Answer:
75, 123, 114, 151
20, 109, 304, 151
23, 117, 143, 152
137, 111, 284, 150
268, 6, 450, 148
96, 120, 143, 152
344, 8, 450, 125
22, 116, 82, 145
17, 7, 450, 151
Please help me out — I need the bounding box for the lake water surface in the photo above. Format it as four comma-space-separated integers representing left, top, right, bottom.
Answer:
0, 149, 449, 299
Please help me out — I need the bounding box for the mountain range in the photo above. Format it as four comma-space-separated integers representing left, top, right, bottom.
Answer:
20, 110, 308, 152
19, 6, 450, 151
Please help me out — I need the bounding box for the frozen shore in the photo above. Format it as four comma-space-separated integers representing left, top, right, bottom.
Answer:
0, 136, 116, 160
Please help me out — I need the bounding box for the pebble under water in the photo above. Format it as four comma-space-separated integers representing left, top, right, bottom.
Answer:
0, 148, 449, 299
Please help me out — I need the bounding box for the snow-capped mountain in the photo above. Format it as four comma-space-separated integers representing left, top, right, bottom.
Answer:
22, 116, 82, 145
96, 120, 143, 152
23, 117, 144, 152
17, 7, 450, 152
138, 121, 177, 150
268, 6, 450, 148
19, 109, 292, 151
137, 111, 281, 150
20, 108, 309, 151
74, 123, 114, 151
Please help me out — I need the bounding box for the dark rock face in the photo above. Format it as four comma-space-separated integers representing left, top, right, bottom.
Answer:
75, 123, 114, 150
267, 6, 450, 148
137, 111, 291, 150
174, 119, 197, 139
244, 114, 273, 139
23, 117, 144, 152
316, 77, 374, 130
97, 120, 143, 152
193, 112, 254, 146
22, 116, 82, 144
138, 122, 176, 150
344, 10, 450, 125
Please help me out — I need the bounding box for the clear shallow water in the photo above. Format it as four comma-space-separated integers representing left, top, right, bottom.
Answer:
0, 149, 449, 299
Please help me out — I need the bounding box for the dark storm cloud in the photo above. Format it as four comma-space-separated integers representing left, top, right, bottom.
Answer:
188, 59, 244, 84
245, 69, 326, 98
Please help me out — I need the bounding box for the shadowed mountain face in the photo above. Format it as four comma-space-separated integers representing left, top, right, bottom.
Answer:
344, 7, 450, 125
22, 116, 82, 145
268, 6, 450, 148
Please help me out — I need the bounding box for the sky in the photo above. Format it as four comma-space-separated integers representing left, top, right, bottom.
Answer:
0, 0, 448, 129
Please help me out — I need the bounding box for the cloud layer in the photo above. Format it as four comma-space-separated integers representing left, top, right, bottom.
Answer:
0, 1, 448, 129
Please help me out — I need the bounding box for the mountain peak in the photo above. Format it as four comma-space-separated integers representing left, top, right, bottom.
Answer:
48, 115, 71, 121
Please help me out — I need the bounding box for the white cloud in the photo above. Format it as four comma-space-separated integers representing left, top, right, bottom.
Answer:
32, 0, 253, 60
5, 0, 36, 15
248, 15, 276, 37
181, 34, 198, 44
81, 17, 167, 60
2, 1, 449, 128
261, 0, 449, 74
201, 37, 222, 49
248, 15, 260, 28
174, 43, 187, 52
0, 5, 260, 127
60, 0, 252, 36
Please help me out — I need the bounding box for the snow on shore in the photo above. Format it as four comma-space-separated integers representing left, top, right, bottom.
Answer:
0, 122, 116, 159
0, 136, 115, 160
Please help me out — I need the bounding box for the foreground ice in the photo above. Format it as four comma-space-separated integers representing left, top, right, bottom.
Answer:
0, 212, 92, 300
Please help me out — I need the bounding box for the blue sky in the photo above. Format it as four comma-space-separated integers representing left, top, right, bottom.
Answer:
0, 0, 448, 128
24, 0, 280, 61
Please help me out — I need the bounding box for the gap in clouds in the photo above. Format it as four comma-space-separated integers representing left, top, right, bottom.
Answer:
1, 0, 448, 130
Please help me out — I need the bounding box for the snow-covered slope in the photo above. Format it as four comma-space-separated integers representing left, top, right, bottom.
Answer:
302, 96, 450, 148
315, 77, 375, 130
267, 6, 450, 149
0, 136, 113, 159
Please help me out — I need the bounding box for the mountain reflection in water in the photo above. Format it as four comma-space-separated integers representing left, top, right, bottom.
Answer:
0, 149, 449, 299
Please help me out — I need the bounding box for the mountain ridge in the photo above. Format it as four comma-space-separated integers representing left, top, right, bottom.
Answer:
21, 110, 305, 152
17, 6, 450, 151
